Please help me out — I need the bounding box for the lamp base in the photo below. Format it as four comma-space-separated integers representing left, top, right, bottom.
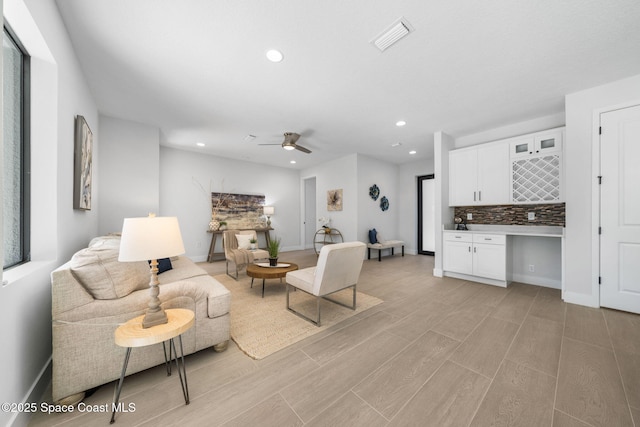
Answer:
142, 308, 168, 328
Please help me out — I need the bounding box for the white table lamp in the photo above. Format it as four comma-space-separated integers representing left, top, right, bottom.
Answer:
263, 206, 275, 227
119, 214, 185, 328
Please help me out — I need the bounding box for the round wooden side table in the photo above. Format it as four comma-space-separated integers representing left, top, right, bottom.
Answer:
111, 308, 194, 424
246, 262, 299, 297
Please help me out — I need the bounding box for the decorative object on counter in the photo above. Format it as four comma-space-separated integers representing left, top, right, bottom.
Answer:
118, 214, 185, 328
380, 196, 389, 211
453, 203, 565, 227
263, 205, 274, 227
267, 237, 281, 266
73, 115, 93, 210
454, 217, 468, 230
209, 219, 220, 231
369, 184, 380, 201
327, 189, 343, 211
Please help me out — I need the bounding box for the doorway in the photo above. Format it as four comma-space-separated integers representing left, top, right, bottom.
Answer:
599, 104, 640, 314
418, 174, 435, 255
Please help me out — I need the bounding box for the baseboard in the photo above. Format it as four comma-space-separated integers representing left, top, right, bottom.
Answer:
9, 358, 51, 427
444, 271, 508, 288
510, 273, 561, 289
433, 268, 443, 277
563, 290, 599, 308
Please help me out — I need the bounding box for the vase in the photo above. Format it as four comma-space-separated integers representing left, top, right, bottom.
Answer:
209, 220, 220, 231
269, 257, 278, 266
250, 243, 257, 250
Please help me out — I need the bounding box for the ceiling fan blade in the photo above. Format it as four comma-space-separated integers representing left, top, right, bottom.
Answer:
258, 143, 282, 146
294, 144, 312, 154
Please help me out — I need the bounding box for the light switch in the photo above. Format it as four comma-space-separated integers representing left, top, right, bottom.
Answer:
528, 212, 535, 221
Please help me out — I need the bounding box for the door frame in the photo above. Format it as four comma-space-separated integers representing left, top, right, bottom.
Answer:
417, 174, 435, 255
592, 100, 640, 308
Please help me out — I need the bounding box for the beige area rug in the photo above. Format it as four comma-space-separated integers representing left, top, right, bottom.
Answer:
213, 273, 383, 360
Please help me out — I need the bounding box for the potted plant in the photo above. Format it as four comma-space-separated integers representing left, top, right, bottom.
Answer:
219, 221, 227, 230
267, 237, 281, 266
249, 238, 257, 250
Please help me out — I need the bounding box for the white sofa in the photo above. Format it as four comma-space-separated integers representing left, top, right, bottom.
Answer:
50, 235, 230, 404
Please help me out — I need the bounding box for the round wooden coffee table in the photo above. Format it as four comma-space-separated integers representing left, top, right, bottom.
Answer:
246, 262, 298, 297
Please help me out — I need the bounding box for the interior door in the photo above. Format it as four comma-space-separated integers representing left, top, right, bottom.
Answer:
600, 104, 640, 314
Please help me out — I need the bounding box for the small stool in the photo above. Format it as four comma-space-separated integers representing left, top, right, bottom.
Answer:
111, 309, 194, 423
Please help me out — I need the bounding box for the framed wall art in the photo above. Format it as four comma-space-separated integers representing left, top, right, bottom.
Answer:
73, 115, 93, 210
327, 188, 343, 211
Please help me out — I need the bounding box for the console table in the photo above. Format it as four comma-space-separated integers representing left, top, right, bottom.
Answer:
207, 227, 273, 262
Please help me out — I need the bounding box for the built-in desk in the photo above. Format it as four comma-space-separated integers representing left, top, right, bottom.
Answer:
442, 225, 564, 288
207, 227, 273, 262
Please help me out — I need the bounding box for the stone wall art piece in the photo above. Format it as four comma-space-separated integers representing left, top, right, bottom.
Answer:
212, 192, 266, 229
327, 189, 343, 211
73, 115, 93, 210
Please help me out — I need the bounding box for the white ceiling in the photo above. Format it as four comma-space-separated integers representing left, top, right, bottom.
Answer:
55, 0, 640, 169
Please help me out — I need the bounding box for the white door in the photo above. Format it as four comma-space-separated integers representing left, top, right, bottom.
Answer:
600, 104, 640, 314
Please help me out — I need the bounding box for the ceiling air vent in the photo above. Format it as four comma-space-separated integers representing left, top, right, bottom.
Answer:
371, 17, 414, 52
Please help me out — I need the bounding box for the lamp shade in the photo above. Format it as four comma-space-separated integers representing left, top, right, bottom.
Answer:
263, 206, 275, 216
119, 216, 185, 262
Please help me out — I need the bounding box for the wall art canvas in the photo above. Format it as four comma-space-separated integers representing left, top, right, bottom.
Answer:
327, 188, 343, 211
73, 115, 93, 210
212, 192, 266, 229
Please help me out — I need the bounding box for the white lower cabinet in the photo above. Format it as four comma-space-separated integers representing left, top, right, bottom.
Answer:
443, 231, 508, 286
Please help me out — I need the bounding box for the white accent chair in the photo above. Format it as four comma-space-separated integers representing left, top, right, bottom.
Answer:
285, 241, 366, 326
223, 230, 269, 279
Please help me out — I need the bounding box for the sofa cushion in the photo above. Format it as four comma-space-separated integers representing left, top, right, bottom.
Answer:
70, 246, 149, 300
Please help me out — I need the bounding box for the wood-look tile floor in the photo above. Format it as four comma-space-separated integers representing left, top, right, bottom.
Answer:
29, 250, 640, 427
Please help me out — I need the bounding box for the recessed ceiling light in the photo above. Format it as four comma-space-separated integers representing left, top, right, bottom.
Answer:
409, 150, 417, 155
290, 160, 296, 164
266, 49, 283, 62
396, 120, 406, 127
196, 142, 205, 147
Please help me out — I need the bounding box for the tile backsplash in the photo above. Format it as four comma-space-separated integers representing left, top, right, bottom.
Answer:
454, 203, 565, 227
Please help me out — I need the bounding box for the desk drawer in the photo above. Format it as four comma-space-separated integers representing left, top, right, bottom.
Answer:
443, 232, 473, 243
473, 234, 506, 245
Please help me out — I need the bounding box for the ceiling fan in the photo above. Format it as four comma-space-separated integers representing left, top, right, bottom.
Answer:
259, 132, 312, 154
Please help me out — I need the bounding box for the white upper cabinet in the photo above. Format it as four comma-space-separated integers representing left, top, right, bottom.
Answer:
449, 127, 564, 207
449, 143, 509, 206
510, 130, 562, 158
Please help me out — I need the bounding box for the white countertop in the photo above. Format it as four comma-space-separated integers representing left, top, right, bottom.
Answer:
443, 224, 564, 237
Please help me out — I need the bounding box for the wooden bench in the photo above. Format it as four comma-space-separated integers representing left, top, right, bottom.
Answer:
366, 240, 405, 261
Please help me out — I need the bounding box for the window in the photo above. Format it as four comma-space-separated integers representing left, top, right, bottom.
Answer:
3, 25, 30, 270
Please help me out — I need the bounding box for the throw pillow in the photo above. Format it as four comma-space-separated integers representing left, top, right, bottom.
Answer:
70, 246, 149, 299
149, 258, 172, 274
236, 234, 253, 250
368, 229, 378, 244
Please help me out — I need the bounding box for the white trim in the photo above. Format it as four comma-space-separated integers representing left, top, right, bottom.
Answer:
563, 290, 599, 308
433, 268, 443, 277
7, 357, 52, 427
511, 273, 561, 289
443, 271, 508, 288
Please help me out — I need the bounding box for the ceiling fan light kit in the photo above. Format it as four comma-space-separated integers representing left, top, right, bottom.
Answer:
259, 132, 312, 154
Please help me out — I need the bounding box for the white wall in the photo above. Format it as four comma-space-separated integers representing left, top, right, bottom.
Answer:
159, 147, 301, 261
398, 159, 434, 254
1, 0, 99, 425
357, 154, 399, 244
434, 131, 455, 276
564, 73, 640, 306
98, 115, 160, 234
301, 154, 359, 242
